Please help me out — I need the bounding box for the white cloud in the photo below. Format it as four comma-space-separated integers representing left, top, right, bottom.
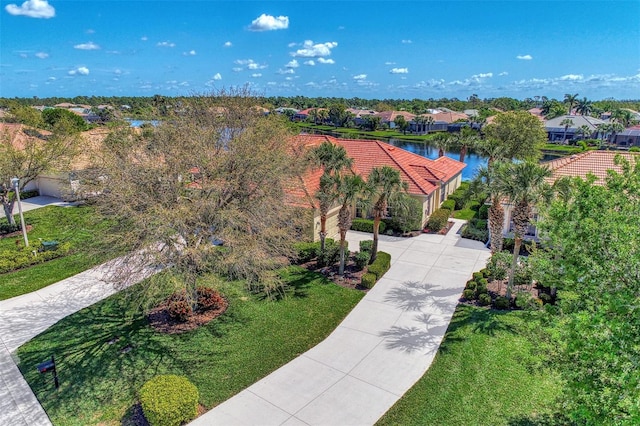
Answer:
353, 74, 367, 80
213, 73, 222, 80
157, 41, 175, 48
471, 72, 493, 78
141, 36, 148, 41
291, 40, 338, 57
385, 61, 396, 65
248, 62, 266, 70
304, 60, 315, 66
499, 71, 509, 76
390, 68, 409, 74
68, 66, 89, 76
74, 41, 100, 50
278, 68, 295, 75
251, 73, 262, 78
183, 50, 197, 56
285, 59, 299, 68
224, 41, 232, 47
517, 54, 533, 60
401, 39, 412, 44
560, 74, 583, 81
287, 42, 297, 48
232, 67, 243, 72
317, 58, 335, 64
5, 0, 55, 18
248, 14, 289, 31
35, 52, 49, 59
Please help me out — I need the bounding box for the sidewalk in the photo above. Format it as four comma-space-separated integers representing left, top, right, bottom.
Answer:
0, 259, 150, 426
11, 196, 77, 214
190, 219, 490, 425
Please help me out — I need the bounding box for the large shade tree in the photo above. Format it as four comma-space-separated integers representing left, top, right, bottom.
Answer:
531, 155, 640, 423
82, 89, 308, 307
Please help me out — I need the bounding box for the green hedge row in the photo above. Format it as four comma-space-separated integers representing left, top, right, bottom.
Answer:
292, 238, 346, 267
0, 242, 71, 274
351, 218, 386, 234
426, 208, 450, 232
361, 251, 391, 289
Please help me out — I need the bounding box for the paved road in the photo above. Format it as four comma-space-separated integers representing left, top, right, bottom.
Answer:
190, 219, 490, 425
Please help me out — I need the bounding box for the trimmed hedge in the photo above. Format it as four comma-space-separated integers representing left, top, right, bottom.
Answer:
139, 375, 199, 426
426, 208, 450, 232
351, 218, 385, 234
359, 240, 373, 253
354, 251, 370, 270
478, 204, 489, 220
360, 251, 391, 288
440, 199, 456, 211
0, 242, 71, 274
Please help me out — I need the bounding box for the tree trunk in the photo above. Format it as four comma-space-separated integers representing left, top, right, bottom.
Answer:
506, 237, 522, 300
488, 198, 504, 253
338, 230, 347, 276
2, 200, 16, 226
371, 215, 380, 264
319, 214, 327, 252
459, 146, 467, 163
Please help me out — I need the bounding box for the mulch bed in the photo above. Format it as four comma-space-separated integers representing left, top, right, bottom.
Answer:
300, 256, 369, 291
147, 297, 229, 334
0, 225, 33, 239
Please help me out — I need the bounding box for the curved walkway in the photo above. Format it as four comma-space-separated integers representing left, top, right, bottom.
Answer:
190, 219, 490, 425
0, 218, 489, 426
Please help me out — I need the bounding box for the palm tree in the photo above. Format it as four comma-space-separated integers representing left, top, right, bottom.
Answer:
576, 125, 592, 141
471, 164, 508, 254
307, 141, 354, 251
317, 108, 329, 125
425, 116, 435, 133
455, 126, 480, 163
612, 108, 635, 128
575, 97, 593, 116
560, 118, 574, 144
366, 166, 408, 263
494, 161, 552, 299
413, 115, 425, 134
307, 108, 318, 124
563, 93, 579, 115
336, 174, 367, 275
394, 115, 409, 134
432, 132, 451, 157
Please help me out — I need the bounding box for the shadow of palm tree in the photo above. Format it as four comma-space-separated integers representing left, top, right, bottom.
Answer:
379, 312, 450, 354
383, 280, 461, 313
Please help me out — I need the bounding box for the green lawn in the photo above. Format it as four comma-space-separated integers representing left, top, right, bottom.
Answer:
377, 305, 562, 426
0, 205, 112, 300
17, 267, 364, 426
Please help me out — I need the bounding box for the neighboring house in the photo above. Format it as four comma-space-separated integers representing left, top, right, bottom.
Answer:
293, 135, 466, 241
611, 125, 640, 147
346, 108, 377, 127
374, 111, 416, 129
544, 114, 607, 143
501, 150, 640, 239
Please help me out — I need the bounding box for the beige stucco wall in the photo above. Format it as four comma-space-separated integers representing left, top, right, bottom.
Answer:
312, 204, 342, 242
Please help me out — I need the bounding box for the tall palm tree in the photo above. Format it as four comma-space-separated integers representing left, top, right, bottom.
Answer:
494, 161, 552, 299
576, 125, 592, 141
455, 126, 480, 163
317, 108, 329, 125
425, 116, 435, 133
307, 141, 353, 251
560, 118, 574, 143
432, 132, 452, 157
612, 108, 635, 128
336, 174, 367, 275
563, 93, 579, 115
575, 97, 593, 116
366, 166, 408, 263
471, 164, 508, 253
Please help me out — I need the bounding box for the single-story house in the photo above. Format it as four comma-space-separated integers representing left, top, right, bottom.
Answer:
292, 135, 466, 241
501, 150, 639, 239
544, 114, 607, 143
610, 126, 640, 147
374, 111, 416, 129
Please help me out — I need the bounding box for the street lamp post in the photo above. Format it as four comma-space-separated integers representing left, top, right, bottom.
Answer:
10, 177, 29, 247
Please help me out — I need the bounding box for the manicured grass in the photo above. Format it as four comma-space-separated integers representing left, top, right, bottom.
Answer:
452, 208, 477, 221
377, 305, 562, 426
17, 267, 364, 426
0, 205, 111, 300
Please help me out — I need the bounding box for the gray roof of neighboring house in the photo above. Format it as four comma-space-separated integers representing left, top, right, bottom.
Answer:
618, 129, 640, 137
544, 114, 607, 130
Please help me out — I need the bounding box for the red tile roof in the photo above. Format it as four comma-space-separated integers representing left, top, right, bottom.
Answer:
294, 135, 465, 205
375, 110, 416, 123
543, 150, 640, 185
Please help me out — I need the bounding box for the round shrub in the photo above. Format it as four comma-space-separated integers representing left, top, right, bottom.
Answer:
462, 289, 476, 300
478, 278, 488, 286
476, 283, 488, 295
478, 293, 492, 306
359, 240, 373, 253
465, 280, 477, 291
426, 208, 450, 232
140, 375, 199, 426
493, 296, 510, 310
354, 251, 370, 270
472, 271, 484, 281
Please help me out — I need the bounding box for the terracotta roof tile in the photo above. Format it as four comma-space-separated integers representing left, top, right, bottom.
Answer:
543, 150, 639, 185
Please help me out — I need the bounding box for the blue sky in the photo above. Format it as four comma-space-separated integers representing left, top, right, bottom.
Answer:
1, 0, 639, 100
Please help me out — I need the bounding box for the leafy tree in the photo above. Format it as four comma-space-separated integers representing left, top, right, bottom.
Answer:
307, 141, 354, 252
82, 89, 307, 306
365, 166, 408, 262
481, 110, 546, 164
494, 161, 551, 299
5, 102, 44, 128
532, 156, 640, 423
0, 127, 79, 225
393, 115, 409, 134
42, 108, 88, 134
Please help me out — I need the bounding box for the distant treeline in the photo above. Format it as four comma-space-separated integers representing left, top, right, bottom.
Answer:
1, 95, 639, 119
